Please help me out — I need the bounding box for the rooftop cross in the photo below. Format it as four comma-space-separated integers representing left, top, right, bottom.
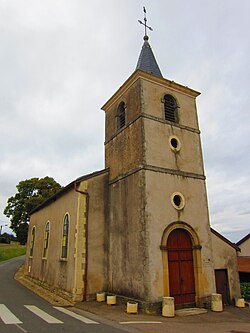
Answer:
138, 7, 153, 38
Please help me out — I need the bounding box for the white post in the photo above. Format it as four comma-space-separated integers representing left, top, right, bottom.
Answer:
162, 297, 175, 317
127, 302, 138, 314
107, 295, 116, 305
211, 293, 223, 312
236, 298, 245, 308
96, 292, 105, 302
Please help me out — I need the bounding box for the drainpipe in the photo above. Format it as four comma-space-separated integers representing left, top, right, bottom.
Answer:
74, 181, 89, 302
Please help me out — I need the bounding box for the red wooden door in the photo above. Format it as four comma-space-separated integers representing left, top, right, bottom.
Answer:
215, 269, 230, 305
167, 229, 195, 305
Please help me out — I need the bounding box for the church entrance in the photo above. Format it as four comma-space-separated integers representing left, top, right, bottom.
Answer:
167, 229, 195, 306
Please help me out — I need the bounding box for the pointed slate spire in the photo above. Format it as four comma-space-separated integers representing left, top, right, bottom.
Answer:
136, 35, 163, 78
136, 8, 163, 78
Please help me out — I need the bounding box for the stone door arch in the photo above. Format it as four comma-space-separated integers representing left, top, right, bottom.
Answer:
167, 228, 195, 305
161, 222, 202, 307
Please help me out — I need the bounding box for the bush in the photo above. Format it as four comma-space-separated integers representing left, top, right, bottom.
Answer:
0, 236, 10, 244
240, 282, 250, 300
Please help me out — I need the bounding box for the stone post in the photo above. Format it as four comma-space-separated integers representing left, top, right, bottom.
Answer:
162, 297, 175, 317
211, 293, 223, 312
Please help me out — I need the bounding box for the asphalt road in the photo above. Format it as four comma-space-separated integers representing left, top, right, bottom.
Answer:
0, 257, 135, 333
2, 257, 250, 333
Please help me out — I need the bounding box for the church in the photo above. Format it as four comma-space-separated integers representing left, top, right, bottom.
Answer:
24, 18, 241, 311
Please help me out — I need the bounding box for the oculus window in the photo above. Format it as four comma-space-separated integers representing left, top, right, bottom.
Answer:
171, 192, 185, 210
169, 135, 181, 152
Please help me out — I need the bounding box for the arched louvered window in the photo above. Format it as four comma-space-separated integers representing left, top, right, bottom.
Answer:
164, 95, 177, 123
117, 101, 126, 130
61, 214, 69, 259
43, 221, 50, 258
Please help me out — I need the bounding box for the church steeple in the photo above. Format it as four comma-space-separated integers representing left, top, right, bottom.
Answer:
136, 36, 163, 77
136, 7, 163, 78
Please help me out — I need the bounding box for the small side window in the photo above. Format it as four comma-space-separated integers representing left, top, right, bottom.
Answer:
43, 221, 50, 258
61, 214, 69, 259
169, 135, 181, 152
29, 226, 35, 257
171, 192, 185, 210
117, 101, 126, 130
164, 95, 178, 123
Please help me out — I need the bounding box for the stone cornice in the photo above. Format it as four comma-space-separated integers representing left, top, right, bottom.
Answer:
104, 113, 200, 145
101, 69, 201, 112
108, 165, 205, 185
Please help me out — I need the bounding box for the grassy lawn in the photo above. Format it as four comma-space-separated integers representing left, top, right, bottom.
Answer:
0, 242, 26, 262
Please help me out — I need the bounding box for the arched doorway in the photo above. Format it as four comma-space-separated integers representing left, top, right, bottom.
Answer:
167, 228, 195, 306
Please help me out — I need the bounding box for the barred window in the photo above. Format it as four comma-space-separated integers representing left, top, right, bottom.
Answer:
43, 222, 50, 258
164, 95, 177, 123
29, 226, 35, 257
117, 101, 126, 129
61, 214, 69, 259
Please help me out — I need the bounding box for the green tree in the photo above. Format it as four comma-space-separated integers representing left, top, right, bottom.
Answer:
4, 177, 61, 243
16, 223, 29, 245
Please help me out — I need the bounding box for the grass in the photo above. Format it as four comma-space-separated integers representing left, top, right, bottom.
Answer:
0, 242, 26, 262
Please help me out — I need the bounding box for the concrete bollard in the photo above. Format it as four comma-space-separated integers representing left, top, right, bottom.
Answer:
107, 295, 116, 305
96, 292, 105, 302
162, 297, 175, 317
236, 298, 245, 308
127, 302, 138, 314
211, 293, 223, 312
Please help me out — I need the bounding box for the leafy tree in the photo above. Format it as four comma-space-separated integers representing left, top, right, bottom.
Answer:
16, 223, 29, 245
4, 177, 61, 243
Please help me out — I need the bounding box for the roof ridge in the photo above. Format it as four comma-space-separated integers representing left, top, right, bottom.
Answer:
210, 227, 240, 251
236, 232, 250, 246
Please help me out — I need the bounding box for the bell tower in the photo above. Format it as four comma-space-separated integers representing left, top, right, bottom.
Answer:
102, 10, 216, 309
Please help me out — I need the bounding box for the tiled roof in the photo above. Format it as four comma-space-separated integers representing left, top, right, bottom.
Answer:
238, 257, 250, 273
29, 168, 109, 215
136, 36, 163, 78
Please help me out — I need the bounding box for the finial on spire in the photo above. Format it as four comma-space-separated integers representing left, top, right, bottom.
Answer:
138, 6, 153, 39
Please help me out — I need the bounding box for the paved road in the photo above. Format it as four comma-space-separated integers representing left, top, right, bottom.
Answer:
0, 257, 137, 333
2, 257, 250, 333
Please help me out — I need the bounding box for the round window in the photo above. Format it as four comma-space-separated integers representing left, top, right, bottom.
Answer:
169, 136, 181, 152
171, 192, 185, 210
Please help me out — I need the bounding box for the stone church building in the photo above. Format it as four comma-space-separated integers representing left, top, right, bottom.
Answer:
24, 32, 241, 311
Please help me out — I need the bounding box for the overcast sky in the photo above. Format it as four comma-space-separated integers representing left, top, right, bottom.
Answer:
0, 0, 249, 242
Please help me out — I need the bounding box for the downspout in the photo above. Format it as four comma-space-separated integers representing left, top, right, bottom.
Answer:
74, 181, 89, 301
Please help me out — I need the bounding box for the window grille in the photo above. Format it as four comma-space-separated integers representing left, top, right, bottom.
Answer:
164, 95, 177, 123
117, 101, 126, 129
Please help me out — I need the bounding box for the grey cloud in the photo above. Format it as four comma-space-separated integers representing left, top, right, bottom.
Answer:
1, 0, 250, 241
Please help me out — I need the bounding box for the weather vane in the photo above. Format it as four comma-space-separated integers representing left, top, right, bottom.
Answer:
138, 7, 153, 37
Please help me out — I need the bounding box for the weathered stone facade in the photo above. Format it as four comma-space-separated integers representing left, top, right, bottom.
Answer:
102, 70, 218, 307
25, 37, 241, 309
25, 170, 109, 302
211, 229, 241, 303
